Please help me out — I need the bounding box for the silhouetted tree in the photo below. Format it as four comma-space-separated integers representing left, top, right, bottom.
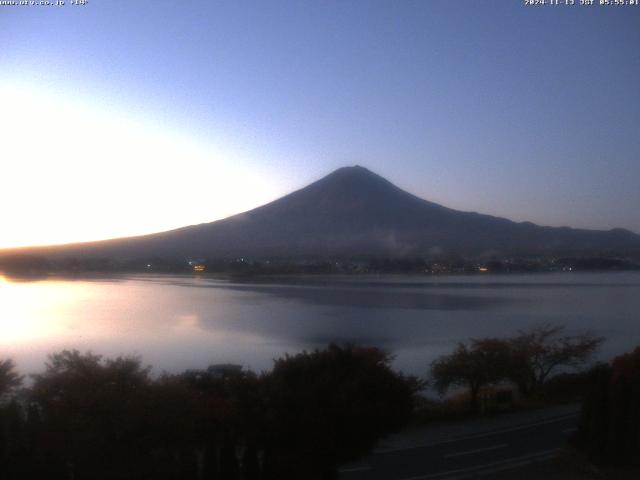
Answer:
0, 359, 22, 397
432, 326, 604, 409
431, 339, 512, 413
508, 324, 603, 396
0, 399, 30, 480
1, 346, 421, 479
175, 364, 264, 479
0, 360, 26, 480
578, 346, 640, 466
29, 350, 157, 479
262, 344, 420, 479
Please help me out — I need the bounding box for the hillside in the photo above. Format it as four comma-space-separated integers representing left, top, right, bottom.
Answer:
2, 166, 640, 262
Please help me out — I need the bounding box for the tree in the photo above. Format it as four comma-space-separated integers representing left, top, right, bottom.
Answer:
431, 339, 512, 413
508, 324, 604, 396
175, 364, 264, 479
0, 359, 25, 480
432, 325, 605, 409
578, 346, 640, 466
262, 344, 421, 480
0, 359, 22, 397
29, 350, 156, 479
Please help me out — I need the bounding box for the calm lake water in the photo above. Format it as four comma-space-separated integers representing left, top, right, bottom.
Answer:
1, 272, 639, 377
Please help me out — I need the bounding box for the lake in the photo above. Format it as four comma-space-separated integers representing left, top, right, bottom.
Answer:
1, 272, 639, 377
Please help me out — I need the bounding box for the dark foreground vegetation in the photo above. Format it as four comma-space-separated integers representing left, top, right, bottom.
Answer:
577, 346, 640, 467
429, 325, 604, 413
1, 330, 638, 479
0, 345, 419, 480
426, 326, 640, 473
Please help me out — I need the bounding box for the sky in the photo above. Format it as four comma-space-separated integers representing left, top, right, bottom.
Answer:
1, 0, 639, 248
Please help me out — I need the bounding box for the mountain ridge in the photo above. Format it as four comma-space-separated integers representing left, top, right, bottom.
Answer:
2, 166, 640, 261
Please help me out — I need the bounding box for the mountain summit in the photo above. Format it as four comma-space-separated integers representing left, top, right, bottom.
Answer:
4, 166, 640, 260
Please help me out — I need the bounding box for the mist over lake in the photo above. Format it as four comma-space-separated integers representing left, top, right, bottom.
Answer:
2, 272, 639, 376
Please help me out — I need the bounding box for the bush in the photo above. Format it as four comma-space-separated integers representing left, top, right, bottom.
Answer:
0, 345, 419, 480
578, 347, 640, 466
262, 344, 421, 479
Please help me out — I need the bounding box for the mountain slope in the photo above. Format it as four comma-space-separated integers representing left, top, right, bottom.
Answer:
3, 166, 640, 260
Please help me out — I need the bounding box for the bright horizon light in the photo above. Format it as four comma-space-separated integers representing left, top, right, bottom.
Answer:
0, 82, 280, 249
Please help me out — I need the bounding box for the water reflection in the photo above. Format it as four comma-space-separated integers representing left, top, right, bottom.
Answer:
2, 273, 640, 376
203, 283, 513, 310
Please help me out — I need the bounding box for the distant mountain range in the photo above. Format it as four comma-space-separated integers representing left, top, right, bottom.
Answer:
3, 166, 640, 262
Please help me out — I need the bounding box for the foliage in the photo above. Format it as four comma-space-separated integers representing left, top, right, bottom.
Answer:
0, 345, 418, 480
28, 350, 157, 479
508, 324, 604, 396
430, 324, 603, 412
578, 347, 640, 466
262, 344, 421, 479
0, 359, 23, 397
431, 339, 512, 412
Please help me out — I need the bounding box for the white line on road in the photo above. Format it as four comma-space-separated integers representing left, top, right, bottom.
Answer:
399, 448, 558, 480
338, 465, 371, 473
444, 443, 507, 458
378, 412, 579, 454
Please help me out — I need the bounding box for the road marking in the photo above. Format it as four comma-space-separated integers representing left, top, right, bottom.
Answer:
444, 443, 507, 458
378, 412, 579, 453
399, 448, 558, 480
562, 427, 577, 434
338, 465, 371, 473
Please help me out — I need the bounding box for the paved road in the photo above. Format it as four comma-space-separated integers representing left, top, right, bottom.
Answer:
340, 409, 579, 480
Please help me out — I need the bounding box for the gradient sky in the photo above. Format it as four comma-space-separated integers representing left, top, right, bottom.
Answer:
1, 0, 639, 248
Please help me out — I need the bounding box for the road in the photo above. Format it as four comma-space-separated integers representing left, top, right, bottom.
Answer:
340, 407, 580, 480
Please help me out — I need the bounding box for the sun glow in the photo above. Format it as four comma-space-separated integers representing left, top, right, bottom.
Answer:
0, 83, 278, 249
0, 276, 87, 344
